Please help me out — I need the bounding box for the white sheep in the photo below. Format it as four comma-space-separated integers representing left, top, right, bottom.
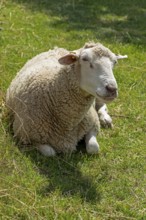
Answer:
6, 42, 127, 156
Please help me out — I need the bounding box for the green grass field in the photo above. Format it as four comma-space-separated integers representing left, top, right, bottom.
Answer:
0, 0, 146, 219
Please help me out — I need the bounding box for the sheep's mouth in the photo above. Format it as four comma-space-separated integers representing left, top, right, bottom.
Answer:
96, 92, 117, 102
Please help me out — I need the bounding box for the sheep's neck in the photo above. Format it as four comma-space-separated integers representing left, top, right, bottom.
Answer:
65, 64, 95, 112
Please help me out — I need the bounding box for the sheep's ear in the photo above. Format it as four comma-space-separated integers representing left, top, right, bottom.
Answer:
58, 53, 79, 65
116, 54, 128, 60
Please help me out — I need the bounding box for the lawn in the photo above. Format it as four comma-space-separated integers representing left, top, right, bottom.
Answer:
0, 0, 146, 219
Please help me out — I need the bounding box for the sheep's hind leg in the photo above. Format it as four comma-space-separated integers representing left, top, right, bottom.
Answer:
37, 144, 56, 156
85, 130, 99, 154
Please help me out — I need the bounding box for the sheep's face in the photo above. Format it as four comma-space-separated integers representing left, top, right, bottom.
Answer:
79, 47, 118, 103
58, 43, 127, 103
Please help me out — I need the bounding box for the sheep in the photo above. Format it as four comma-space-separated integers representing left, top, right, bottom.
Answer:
6, 42, 127, 156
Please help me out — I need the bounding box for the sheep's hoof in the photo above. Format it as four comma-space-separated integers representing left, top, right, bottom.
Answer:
37, 144, 56, 156
86, 138, 99, 154
99, 113, 113, 129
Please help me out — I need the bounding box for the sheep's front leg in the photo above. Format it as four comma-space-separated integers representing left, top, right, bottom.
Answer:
96, 103, 113, 128
78, 106, 100, 154
85, 130, 99, 154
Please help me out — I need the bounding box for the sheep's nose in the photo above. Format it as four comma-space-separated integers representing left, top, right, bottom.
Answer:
106, 84, 117, 95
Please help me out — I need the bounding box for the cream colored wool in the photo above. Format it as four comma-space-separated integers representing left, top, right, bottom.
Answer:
6, 46, 100, 153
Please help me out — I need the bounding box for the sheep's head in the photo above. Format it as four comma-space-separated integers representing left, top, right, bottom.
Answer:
58, 42, 127, 103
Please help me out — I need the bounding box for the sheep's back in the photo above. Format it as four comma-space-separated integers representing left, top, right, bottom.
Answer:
6, 47, 68, 110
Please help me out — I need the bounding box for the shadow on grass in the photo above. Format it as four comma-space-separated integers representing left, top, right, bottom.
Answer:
12, 0, 146, 45
21, 143, 101, 204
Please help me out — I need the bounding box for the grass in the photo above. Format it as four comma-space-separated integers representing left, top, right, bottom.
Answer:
0, 0, 146, 219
